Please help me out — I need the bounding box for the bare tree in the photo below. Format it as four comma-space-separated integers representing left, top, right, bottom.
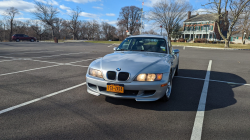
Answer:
117, 26, 127, 41
30, 20, 47, 41
33, 1, 59, 39
117, 6, 141, 35
3, 7, 19, 41
238, 6, 250, 44
171, 23, 182, 40
102, 22, 117, 40
65, 7, 82, 40
85, 20, 101, 40
148, 0, 192, 47
54, 18, 64, 39
204, 0, 250, 47
143, 29, 158, 35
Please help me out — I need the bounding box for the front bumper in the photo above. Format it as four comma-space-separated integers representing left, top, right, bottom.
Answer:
86, 73, 170, 102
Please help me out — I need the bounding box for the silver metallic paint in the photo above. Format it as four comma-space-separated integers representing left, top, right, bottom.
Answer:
86, 35, 179, 101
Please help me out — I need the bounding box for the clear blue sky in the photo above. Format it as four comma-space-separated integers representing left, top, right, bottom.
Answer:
0, 0, 208, 30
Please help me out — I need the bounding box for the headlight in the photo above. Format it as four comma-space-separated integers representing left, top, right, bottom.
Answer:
89, 68, 103, 78
135, 73, 163, 81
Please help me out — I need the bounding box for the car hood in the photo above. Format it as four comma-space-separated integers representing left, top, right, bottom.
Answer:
89, 51, 171, 81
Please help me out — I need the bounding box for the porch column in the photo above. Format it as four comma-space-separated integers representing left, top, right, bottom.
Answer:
184, 34, 185, 39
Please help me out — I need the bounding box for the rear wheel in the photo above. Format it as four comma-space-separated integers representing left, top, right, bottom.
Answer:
30, 39, 34, 42
16, 39, 20, 42
160, 73, 172, 102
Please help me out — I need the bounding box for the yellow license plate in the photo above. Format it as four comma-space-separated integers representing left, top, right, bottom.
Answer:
107, 83, 124, 93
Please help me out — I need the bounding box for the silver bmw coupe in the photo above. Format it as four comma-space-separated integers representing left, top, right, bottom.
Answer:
86, 35, 179, 102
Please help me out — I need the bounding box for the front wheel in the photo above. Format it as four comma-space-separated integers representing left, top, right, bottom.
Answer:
30, 39, 34, 42
160, 73, 172, 102
174, 64, 179, 76
16, 39, 20, 42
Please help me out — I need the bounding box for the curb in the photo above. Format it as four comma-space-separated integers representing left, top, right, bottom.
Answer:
174, 45, 250, 50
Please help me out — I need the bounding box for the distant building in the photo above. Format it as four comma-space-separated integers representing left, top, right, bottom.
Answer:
231, 33, 250, 44
182, 11, 228, 41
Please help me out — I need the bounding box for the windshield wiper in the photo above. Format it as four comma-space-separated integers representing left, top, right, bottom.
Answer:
117, 49, 127, 51
131, 50, 145, 51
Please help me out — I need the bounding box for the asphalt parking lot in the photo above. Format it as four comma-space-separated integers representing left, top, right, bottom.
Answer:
0, 42, 249, 140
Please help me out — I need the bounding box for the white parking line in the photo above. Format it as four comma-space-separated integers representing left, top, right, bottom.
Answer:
0, 82, 86, 115
0, 56, 15, 59
190, 60, 212, 140
31, 59, 62, 65
209, 79, 250, 86
66, 64, 89, 68
0, 65, 61, 77
0, 60, 14, 63
6, 50, 63, 55
33, 52, 83, 58
175, 76, 250, 86
69, 59, 94, 64
107, 43, 116, 47
175, 76, 204, 81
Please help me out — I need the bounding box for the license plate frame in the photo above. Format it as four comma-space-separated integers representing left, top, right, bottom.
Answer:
106, 83, 124, 93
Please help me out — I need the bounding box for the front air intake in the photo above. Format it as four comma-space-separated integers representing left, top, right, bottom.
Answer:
107, 71, 116, 80
118, 72, 130, 81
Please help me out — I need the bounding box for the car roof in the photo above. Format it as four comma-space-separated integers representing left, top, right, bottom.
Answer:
128, 34, 167, 39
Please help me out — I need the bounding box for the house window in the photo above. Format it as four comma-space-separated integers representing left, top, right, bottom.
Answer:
211, 26, 213, 31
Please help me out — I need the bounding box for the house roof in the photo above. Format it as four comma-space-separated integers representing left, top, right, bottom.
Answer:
184, 14, 218, 22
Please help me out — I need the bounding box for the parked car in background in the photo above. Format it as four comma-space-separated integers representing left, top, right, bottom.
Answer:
12, 34, 36, 42
86, 34, 180, 102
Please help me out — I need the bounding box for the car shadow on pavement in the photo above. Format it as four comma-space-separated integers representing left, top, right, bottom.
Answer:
105, 69, 246, 111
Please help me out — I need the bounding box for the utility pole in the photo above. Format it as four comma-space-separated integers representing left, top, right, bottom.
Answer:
160, 25, 162, 35
4, 24, 5, 41
140, 0, 144, 35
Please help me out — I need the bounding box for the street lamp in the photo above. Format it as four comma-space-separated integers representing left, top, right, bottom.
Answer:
244, 31, 246, 44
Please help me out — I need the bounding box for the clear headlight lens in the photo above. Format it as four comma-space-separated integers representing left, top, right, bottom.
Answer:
136, 73, 163, 81
89, 68, 103, 78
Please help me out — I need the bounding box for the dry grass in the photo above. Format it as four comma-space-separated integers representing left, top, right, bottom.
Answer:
172, 42, 250, 49
84, 41, 250, 49
85, 41, 122, 44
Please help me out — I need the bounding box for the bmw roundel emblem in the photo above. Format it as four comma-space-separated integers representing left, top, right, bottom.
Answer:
116, 68, 121, 71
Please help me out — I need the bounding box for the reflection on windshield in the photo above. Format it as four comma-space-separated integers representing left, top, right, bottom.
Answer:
117, 37, 167, 53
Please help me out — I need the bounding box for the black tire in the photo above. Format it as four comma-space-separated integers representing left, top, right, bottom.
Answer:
16, 39, 20, 42
174, 64, 179, 76
160, 72, 173, 102
30, 39, 34, 42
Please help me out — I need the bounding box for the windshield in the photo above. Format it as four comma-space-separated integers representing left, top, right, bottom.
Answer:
117, 37, 167, 53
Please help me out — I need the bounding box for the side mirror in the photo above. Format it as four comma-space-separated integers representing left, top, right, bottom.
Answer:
172, 49, 179, 54
113, 47, 117, 51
